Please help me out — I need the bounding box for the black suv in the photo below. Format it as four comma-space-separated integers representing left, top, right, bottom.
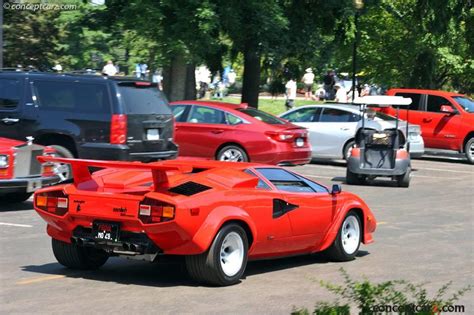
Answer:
0, 71, 178, 163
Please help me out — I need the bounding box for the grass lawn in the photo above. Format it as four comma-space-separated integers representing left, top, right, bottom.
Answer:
210, 96, 322, 116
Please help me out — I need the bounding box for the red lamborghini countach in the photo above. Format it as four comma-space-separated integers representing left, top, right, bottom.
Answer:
33, 157, 376, 286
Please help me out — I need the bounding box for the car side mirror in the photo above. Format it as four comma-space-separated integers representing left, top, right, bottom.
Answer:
440, 105, 455, 115
331, 184, 342, 195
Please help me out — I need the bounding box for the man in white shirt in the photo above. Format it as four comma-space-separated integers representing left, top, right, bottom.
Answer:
334, 83, 348, 103
301, 68, 315, 100
285, 78, 297, 110
102, 60, 118, 76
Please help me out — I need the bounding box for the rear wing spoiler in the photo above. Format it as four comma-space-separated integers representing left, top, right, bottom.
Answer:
37, 156, 193, 191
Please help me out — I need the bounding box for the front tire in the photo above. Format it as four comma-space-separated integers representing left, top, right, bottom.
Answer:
326, 211, 362, 262
465, 137, 474, 164
52, 238, 108, 269
217, 145, 249, 162
185, 224, 248, 286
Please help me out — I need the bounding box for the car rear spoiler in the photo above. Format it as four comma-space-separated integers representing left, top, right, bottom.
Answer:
37, 156, 193, 191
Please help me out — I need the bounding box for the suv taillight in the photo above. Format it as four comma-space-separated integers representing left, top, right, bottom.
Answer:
139, 198, 175, 224
110, 114, 127, 144
35, 190, 68, 216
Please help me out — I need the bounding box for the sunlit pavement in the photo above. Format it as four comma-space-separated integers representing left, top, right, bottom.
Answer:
0, 157, 472, 314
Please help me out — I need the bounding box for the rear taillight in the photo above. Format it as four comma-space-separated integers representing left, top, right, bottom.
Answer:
138, 198, 175, 224
35, 190, 69, 216
111, 114, 127, 144
265, 131, 295, 142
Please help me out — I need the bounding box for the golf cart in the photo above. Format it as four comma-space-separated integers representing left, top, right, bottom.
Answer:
346, 96, 412, 187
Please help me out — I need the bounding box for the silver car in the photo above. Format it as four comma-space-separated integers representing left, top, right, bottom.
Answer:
280, 104, 424, 160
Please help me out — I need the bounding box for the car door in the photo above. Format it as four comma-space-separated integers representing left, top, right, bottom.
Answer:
422, 95, 462, 149
0, 76, 26, 139
173, 105, 234, 158
391, 92, 425, 132
312, 107, 359, 158
281, 107, 321, 156
255, 168, 333, 251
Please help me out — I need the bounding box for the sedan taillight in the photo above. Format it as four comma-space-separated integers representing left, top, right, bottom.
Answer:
35, 190, 69, 216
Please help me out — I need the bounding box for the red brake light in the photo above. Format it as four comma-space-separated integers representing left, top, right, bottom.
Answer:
35, 190, 69, 216
135, 81, 152, 86
265, 131, 296, 142
139, 198, 175, 224
111, 114, 127, 144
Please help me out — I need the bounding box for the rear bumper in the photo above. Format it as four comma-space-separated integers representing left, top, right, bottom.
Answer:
0, 175, 60, 194
78, 142, 178, 161
347, 157, 410, 176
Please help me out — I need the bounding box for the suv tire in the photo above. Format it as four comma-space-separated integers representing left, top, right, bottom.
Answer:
50, 145, 73, 180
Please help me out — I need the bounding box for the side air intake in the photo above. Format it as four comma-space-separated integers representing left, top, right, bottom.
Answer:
168, 181, 211, 196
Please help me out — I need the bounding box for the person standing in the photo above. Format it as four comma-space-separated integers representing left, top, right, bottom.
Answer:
285, 78, 297, 110
102, 60, 118, 76
323, 70, 336, 100
301, 68, 315, 100
334, 83, 348, 103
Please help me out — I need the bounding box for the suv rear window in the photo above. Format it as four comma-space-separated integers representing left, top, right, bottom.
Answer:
237, 108, 285, 125
34, 81, 110, 113
0, 78, 21, 109
118, 84, 170, 114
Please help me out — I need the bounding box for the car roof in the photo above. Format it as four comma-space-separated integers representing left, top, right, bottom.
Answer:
0, 70, 154, 84
169, 100, 248, 110
387, 88, 465, 98
281, 103, 361, 114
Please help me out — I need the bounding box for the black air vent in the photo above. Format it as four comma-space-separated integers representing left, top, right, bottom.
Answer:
169, 181, 211, 196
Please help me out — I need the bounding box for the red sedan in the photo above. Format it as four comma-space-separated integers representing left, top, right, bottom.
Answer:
169, 101, 311, 165
34, 157, 376, 286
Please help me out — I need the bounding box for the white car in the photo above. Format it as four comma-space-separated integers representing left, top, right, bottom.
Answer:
280, 104, 424, 160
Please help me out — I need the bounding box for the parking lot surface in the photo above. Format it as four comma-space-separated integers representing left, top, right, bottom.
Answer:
0, 157, 472, 314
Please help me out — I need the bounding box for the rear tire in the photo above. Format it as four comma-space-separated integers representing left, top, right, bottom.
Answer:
185, 224, 248, 286
343, 140, 355, 160
52, 238, 108, 269
217, 145, 249, 162
346, 169, 364, 185
326, 211, 361, 262
465, 137, 474, 164
397, 167, 411, 188
49, 145, 73, 180
2, 193, 32, 203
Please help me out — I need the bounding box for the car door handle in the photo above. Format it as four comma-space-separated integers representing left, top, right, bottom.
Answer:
1, 118, 19, 124
423, 118, 432, 123
211, 129, 224, 134
340, 127, 350, 131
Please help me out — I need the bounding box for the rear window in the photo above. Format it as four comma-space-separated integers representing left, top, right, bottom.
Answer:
237, 108, 285, 125
34, 81, 110, 113
0, 78, 21, 109
119, 84, 170, 114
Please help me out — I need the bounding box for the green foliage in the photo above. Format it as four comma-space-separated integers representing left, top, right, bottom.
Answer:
293, 268, 471, 315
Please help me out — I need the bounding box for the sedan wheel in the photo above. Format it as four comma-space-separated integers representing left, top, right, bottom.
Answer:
217, 145, 249, 162
465, 138, 474, 164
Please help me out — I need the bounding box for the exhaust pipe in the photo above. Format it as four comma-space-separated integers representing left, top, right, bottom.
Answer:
129, 244, 137, 252
122, 243, 129, 251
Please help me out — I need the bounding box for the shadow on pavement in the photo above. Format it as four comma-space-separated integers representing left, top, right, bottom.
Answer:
21, 251, 370, 287
0, 201, 34, 212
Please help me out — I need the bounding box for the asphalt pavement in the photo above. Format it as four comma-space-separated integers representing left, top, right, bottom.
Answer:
0, 157, 473, 314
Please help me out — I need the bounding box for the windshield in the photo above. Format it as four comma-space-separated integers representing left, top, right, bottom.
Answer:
237, 108, 286, 125
453, 96, 474, 113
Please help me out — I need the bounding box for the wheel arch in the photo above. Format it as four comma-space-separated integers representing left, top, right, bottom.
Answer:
34, 133, 78, 157
215, 142, 249, 161
462, 131, 474, 153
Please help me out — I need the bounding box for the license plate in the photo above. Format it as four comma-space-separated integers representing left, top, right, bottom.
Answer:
92, 221, 120, 242
26, 179, 42, 192
147, 129, 160, 140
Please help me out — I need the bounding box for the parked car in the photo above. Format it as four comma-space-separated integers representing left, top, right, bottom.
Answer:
0, 137, 60, 203
33, 156, 376, 286
280, 104, 424, 160
385, 89, 474, 164
169, 101, 311, 165
0, 71, 178, 166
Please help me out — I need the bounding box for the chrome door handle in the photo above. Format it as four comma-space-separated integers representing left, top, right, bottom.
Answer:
1, 118, 19, 124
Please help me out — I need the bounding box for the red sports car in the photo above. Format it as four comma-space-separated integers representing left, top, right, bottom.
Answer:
33, 157, 376, 286
1, 137, 60, 203
169, 101, 312, 165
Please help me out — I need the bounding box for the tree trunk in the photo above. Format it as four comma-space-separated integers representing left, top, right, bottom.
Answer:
241, 42, 260, 108
162, 54, 196, 101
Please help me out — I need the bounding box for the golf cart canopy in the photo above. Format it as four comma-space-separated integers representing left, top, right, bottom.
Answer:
353, 96, 412, 107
